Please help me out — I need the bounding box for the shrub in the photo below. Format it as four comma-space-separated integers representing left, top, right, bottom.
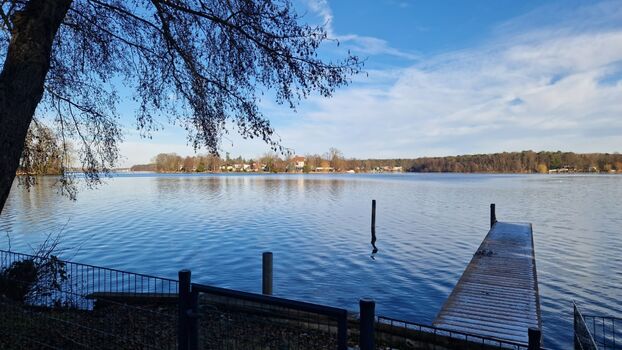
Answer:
0, 255, 68, 306
0, 259, 38, 302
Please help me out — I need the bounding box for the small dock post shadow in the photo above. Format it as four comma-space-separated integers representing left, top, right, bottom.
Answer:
262, 252, 273, 295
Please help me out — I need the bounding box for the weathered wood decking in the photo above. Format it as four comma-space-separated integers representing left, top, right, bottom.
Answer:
433, 221, 541, 344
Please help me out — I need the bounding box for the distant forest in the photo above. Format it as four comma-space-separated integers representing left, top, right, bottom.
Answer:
132, 150, 622, 174
407, 151, 622, 173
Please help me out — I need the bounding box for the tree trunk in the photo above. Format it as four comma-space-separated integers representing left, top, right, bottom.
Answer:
0, 0, 72, 214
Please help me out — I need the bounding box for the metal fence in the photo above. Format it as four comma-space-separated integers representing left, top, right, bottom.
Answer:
582, 313, 621, 350
575, 302, 599, 350
373, 315, 534, 350
179, 270, 543, 350
178, 270, 348, 350
0, 249, 178, 349
2, 249, 553, 350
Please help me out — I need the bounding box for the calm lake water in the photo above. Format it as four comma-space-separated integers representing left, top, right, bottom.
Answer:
1, 173, 621, 348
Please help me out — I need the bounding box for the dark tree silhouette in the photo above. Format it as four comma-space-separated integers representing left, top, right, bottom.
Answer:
0, 0, 361, 211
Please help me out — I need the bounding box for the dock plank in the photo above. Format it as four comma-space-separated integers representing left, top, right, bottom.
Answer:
433, 221, 541, 344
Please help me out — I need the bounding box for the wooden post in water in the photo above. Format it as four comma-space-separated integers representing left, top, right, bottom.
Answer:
371, 200, 376, 236
371, 200, 378, 253
490, 203, 497, 228
262, 252, 273, 295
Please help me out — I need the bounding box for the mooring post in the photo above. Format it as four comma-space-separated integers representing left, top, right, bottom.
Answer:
490, 203, 497, 228
262, 252, 273, 295
528, 327, 541, 349
371, 199, 376, 235
178, 269, 191, 350
360, 298, 375, 350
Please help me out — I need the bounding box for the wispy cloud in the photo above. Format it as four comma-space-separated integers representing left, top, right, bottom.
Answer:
305, 0, 420, 60
275, 1, 622, 158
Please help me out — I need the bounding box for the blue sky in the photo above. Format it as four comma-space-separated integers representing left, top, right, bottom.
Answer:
118, 0, 622, 166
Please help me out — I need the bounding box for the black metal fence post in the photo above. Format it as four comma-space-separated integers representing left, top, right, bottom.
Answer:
178, 269, 191, 350
188, 289, 199, 350
360, 298, 375, 350
262, 252, 273, 295
490, 203, 497, 228
528, 327, 541, 350
337, 309, 348, 350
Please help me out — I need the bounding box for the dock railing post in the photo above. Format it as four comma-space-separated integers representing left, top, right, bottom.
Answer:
178, 269, 191, 350
262, 252, 273, 295
360, 298, 375, 350
490, 203, 497, 228
528, 327, 542, 349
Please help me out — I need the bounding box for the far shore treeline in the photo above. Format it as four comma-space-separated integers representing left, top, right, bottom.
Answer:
131, 150, 622, 174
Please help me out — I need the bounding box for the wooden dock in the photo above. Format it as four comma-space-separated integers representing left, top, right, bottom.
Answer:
433, 219, 541, 344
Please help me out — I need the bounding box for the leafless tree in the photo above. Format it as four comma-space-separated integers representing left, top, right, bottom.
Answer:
0, 0, 361, 212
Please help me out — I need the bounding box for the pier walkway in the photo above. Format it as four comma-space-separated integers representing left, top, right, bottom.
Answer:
433, 220, 542, 344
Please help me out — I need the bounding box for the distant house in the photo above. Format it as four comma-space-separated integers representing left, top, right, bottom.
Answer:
251, 162, 262, 172
291, 156, 305, 172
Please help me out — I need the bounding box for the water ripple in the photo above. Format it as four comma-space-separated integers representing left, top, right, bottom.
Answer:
0, 173, 620, 349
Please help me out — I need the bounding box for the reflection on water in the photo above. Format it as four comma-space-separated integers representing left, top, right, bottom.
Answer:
370, 239, 378, 258
0, 173, 621, 349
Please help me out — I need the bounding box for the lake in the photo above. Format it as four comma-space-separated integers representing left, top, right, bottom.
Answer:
1, 173, 620, 348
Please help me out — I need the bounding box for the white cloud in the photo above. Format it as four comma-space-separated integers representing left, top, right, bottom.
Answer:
272, 3, 622, 158
306, 0, 333, 31
305, 0, 419, 60
118, 125, 284, 167
118, 141, 194, 167
119, 1, 622, 164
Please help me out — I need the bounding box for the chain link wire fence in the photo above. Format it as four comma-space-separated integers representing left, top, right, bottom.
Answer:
190, 283, 348, 350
